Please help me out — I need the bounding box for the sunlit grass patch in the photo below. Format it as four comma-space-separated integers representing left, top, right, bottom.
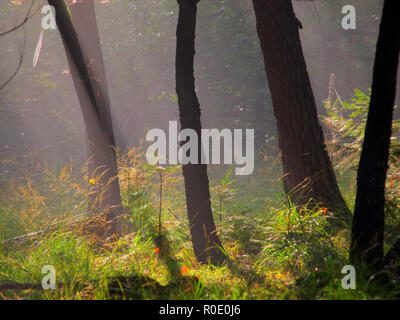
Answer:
0, 147, 400, 300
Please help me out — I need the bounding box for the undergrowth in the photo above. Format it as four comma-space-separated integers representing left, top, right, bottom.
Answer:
1, 88, 400, 300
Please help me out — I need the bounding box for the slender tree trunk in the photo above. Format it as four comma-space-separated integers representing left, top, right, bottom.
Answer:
48, 0, 123, 237
350, 0, 400, 269
175, 0, 224, 265
251, 0, 350, 221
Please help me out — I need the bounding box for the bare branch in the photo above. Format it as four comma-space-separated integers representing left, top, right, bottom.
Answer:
0, 27, 26, 91
0, 0, 39, 37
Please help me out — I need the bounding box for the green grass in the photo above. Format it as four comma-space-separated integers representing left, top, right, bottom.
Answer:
0, 149, 399, 300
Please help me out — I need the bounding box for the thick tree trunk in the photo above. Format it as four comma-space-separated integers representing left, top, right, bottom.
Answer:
48, 0, 123, 236
251, 0, 350, 221
350, 0, 400, 269
175, 0, 224, 265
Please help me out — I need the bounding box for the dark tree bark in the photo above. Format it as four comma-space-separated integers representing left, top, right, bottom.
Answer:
251, 0, 350, 221
175, 0, 224, 265
350, 0, 400, 269
48, 0, 123, 236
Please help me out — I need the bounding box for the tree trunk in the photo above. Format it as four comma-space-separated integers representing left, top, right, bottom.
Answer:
251, 0, 350, 221
350, 0, 400, 269
175, 0, 224, 265
48, 0, 123, 237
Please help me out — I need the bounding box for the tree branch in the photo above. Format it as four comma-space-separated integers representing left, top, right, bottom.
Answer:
0, 28, 26, 91
0, 0, 39, 37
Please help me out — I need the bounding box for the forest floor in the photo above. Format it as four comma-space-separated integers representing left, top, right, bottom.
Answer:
1, 148, 400, 300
